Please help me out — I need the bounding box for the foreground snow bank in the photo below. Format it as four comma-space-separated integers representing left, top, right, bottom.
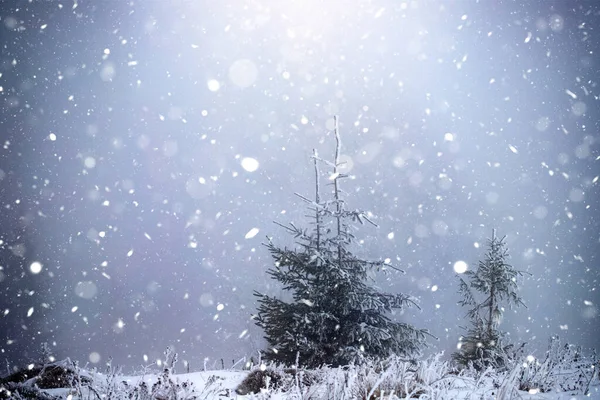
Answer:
1, 352, 597, 399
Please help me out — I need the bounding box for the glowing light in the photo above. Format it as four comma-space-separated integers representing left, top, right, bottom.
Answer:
454, 260, 468, 274
30, 261, 43, 274
89, 352, 101, 363
207, 79, 220, 92
84, 157, 96, 169
241, 157, 259, 172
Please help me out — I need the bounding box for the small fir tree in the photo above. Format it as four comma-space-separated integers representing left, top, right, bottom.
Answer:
253, 116, 430, 368
453, 230, 527, 370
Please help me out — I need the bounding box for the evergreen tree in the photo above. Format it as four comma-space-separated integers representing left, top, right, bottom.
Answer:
453, 230, 527, 370
253, 116, 430, 368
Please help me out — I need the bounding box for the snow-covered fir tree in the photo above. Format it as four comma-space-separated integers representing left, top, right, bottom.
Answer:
453, 230, 527, 370
253, 116, 430, 368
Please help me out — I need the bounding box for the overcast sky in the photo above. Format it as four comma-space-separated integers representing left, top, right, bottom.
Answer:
0, 0, 598, 371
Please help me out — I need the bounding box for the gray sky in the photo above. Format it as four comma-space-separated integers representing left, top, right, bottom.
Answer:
0, 0, 598, 371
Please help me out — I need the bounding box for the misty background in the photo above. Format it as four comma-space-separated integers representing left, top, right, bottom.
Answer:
0, 0, 598, 371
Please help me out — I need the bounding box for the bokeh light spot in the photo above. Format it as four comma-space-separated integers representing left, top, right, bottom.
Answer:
89, 352, 101, 363
29, 261, 43, 274
241, 157, 259, 172
207, 79, 220, 92
84, 157, 96, 169
569, 188, 584, 202
571, 102, 587, 117
75, 281, 98, 299
533, 205, 548, 219
337, 154, 354, 174
535, 116, 550, 132
199, 293, 214, 307
454, 260, 468, 274
228, 59, 258, 88
100, 62, 116, 81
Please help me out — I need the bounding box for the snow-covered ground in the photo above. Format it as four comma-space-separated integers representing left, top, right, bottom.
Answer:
39, 369, 597, 400
3, 354, 597, 400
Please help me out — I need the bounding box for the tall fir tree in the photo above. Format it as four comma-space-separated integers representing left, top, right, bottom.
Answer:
253, 116, 430, 368
453, 230, 527, 370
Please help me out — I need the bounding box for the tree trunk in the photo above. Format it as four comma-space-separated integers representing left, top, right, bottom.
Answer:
487, 228, 497, 340
332, 115, 342, 265
313, 149, 321, 253
488, 284, 495, 340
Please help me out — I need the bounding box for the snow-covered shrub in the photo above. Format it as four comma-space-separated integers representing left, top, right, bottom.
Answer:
311, 354, 455, 400
414, 353, 451, 386
517, 335, 599, 395
236, 367, 320, 395
85, 364, 218, 400
0, 358, 92, 399
236, 368, 289, 395
0, 381, 61, 400
91, 348, 218, 400
496, 361, 522, 400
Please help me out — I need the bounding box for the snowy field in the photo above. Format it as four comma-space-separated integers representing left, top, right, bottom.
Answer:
2, 353, 598, 399
37, 369, 600, 400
